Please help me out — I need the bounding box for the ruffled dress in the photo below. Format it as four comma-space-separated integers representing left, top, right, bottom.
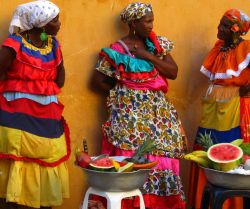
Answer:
96, 33, 187, 209
189, 40, 250, 209
0, 34, 70, 208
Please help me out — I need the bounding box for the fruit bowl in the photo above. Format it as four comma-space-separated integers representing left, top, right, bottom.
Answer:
79, 156, 151, 192
201, 166, 250, 189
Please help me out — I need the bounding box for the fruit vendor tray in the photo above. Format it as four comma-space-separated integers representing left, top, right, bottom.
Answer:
79, 156, 151, 192
201, 166, 250, 189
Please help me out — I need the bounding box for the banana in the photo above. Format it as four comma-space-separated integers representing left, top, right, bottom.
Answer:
184, 154, 209, 167
184, 153, 195, 160
191, 150, 208, 159
230, 139, 243, 146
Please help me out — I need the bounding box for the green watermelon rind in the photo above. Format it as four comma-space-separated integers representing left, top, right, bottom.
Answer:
89, 163, 114, 171
207, 143, 243, 172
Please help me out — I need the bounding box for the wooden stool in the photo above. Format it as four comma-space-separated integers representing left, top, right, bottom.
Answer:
81, 187, 145, 209
200, 183, 250, 209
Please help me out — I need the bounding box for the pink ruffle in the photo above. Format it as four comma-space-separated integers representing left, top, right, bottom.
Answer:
120, 74, 168, 93
110, 42, 168, 93
101, 135, 179, 175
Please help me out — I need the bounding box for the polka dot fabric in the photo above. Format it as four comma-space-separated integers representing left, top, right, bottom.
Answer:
9, 0, 59, 34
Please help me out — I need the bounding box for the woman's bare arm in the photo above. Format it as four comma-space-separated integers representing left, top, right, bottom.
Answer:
92, 70, 116, 93
0, 47, 16, 76
131, 47, 178, 79
55, 61, 65, 88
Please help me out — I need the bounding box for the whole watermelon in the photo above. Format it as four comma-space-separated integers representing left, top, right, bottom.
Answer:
207, 143, 243, 171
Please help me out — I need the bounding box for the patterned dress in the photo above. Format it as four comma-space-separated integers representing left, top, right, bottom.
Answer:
189, 40, 250, 209
96, 35, 187, 209
0, 34, 70, 208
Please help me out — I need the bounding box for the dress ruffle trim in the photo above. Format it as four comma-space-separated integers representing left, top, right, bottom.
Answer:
2, 33, 62, 70
99, 50, 159, 82
200, 55, 250, 80
0, 80, 61, 95
0, 117, 71, 167
200, 40, 250, 81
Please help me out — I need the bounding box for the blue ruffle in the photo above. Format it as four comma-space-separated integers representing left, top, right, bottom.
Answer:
101, 48, 154, 73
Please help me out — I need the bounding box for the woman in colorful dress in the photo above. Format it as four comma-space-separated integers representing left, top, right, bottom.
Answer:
189, 9, 250, 209
93, 2, 187, 209
0, 1, 70, 209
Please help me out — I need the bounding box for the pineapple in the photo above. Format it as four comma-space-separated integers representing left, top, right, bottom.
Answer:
196, 131, 214, 151
126, 139, 157, 164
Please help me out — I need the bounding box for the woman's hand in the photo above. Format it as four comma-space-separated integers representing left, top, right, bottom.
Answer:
131, 45, 178, 80
130, 45, 151, 60
239, 85, 250, 97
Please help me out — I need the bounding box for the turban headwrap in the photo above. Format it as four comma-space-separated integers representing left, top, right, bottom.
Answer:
120, 2, 153, 23
224, 9, 250, 35
9, 0, 59, 34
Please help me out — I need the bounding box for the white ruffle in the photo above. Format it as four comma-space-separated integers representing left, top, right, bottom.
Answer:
200, 52, 250, 80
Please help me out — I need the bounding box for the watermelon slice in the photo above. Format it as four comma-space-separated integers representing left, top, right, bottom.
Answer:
89, 157, 114, 171
207, 143, 243, 171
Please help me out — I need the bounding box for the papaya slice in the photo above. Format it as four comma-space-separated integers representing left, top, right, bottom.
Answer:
133, 161, 158, 170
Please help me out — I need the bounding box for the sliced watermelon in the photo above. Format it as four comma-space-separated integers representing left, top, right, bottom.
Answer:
207, 143, 243, 171
243, 154, 250, 163
89, 157, 114, 171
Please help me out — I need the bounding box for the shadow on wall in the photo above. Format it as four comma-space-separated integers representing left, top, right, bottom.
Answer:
0, 19, 10, 42
86, 13, 130, 155
87, 52, 108, 154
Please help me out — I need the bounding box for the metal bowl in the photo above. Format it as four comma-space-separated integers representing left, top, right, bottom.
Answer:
79, 156, 151, 192
81, 167, 150, 192
201, 166, 250, 189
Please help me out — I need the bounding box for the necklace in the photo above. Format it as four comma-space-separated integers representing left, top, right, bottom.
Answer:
220, 38, 242, 60
220, 38, 242, 52
25, 33, 47, 48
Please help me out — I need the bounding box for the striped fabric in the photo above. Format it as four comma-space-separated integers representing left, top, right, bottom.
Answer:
0, 34, 62, 95
0, 31, 70, 208
190, 87, 245, 209
0, 33, 70, 167
0, 94, 70, 166
195, 96, 241, 145
3, 92, 58, 105
193, 85, 242, 149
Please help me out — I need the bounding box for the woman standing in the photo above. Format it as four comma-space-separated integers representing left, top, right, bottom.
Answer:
0, 1, 70, 209
93, 2, 187, 209
189, 9, 250, 209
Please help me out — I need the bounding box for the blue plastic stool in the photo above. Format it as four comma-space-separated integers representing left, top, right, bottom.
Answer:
200, 183, 250, 209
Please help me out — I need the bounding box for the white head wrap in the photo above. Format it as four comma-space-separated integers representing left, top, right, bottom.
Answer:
9, 0, 59, 34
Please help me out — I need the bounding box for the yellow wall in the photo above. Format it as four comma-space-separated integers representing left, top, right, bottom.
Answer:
1, 1, 250, 209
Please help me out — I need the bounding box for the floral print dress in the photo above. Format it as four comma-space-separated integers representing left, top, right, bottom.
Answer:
96, 36, 187, 209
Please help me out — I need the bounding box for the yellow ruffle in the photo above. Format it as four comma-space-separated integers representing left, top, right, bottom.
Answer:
200, 86, 240, 131
16, 33, 53, 55
0, 159, 69, 208
0, 126, 67, 163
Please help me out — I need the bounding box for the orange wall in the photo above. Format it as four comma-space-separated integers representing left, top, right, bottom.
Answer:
1, 1, 250, 209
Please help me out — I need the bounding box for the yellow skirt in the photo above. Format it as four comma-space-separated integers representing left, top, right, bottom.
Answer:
0, 159, 69, 208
